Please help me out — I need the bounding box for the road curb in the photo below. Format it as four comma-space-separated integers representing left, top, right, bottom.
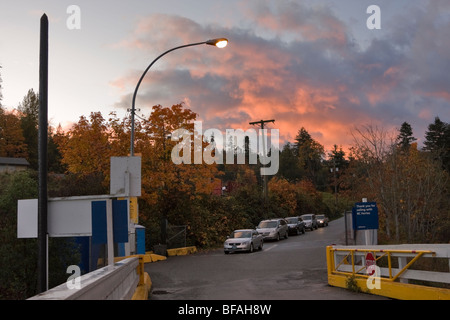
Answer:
132, 272, 152, 300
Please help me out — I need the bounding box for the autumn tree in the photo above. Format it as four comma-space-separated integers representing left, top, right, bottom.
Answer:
136, 104, 221, 245
268, 177, 298, 216
350, 123, 449, 242
0, 108, 27, 158
57, 112, 111, 183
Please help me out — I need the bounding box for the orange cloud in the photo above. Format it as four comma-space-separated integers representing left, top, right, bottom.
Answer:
109, 1, 450, 156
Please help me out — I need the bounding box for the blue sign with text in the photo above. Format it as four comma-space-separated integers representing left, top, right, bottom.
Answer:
352, 202, 379, 230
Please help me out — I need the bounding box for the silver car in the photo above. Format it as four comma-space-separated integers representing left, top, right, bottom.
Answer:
256, 219, 289, 241
316, 214, 329, 227
224, 229, 264, 254
300, 214, 318, 231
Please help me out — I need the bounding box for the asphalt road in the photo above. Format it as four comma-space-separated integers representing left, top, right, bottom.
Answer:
146, 216, 387, 300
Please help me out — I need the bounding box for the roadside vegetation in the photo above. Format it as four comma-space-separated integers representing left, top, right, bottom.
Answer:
0, 87, 448, 298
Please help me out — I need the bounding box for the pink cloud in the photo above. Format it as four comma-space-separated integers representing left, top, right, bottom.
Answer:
110, 2, 449, 156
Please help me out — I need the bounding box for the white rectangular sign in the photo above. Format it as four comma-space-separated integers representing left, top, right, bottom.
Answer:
17, 197, 96, 238
110, 156, 141, 197
48, 199, 92, 237
17, 199, 38, 238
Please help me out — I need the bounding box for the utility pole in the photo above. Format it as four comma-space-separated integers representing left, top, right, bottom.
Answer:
249, 119, 275, 204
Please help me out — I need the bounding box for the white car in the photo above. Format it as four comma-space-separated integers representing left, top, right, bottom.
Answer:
300, 214, 318, 231
224, 229, 264, 254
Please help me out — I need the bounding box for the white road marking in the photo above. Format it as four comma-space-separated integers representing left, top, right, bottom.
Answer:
264, 244, 278, 252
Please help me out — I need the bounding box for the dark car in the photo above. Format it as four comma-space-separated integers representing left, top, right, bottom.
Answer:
285, 216, 305, 235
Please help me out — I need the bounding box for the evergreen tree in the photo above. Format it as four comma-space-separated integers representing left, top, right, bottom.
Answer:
396, 121, 416, 150
277, 142, 303, 181
18, 89, 39, 169
423, 117, 450, 171
294, 127, 325, 188
328, 144, 347, 170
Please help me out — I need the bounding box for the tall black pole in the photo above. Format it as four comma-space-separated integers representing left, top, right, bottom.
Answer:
38, 14, 49, 293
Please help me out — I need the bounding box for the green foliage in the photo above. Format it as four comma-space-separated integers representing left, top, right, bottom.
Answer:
0, 171, 38, 299
0, 171, 82, 299
345, 274, 361, 293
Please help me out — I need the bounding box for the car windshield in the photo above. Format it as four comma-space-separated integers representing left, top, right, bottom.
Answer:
286, 218, 298, 224
302, 215, 312, 220
258, 221, 277, 228
231, 231, 252, 238
316, 215, 324, 219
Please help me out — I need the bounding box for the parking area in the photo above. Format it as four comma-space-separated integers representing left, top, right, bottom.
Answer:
146, 217, 387, 300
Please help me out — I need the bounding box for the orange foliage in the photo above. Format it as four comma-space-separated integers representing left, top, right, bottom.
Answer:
56, 104, 220, 215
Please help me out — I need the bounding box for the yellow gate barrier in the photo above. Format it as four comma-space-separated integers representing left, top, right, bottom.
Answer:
326, 245, 450, 300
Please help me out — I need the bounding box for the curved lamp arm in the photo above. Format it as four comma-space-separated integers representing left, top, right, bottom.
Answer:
130, 38, 228, 155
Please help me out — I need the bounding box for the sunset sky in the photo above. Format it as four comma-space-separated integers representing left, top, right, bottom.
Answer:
1, 0, 449, 154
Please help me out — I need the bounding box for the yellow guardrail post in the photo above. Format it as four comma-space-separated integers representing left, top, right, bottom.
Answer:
326, 246, 334, 275
137, 255, 145, 285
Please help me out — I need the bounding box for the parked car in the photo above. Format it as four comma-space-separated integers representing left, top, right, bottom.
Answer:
300, 214, 318, 231
316, 214, 329, 227
285, 216, 305, 235
256, 218, 289, 241
224, 229, 264, 254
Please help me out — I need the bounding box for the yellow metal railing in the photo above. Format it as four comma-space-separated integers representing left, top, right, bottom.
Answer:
326, 246, 450, 300
329, 247, 435, 282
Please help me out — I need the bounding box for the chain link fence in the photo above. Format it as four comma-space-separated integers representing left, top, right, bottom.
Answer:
166, 224, 187, 249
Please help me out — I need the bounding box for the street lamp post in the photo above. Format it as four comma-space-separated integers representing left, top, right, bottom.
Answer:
129, 38, 228, 156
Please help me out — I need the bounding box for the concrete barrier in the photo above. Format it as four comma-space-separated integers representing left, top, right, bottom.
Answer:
29, 257, 142, 300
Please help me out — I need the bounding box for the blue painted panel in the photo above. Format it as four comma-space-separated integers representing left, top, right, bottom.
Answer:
113, 199, 128, 243
91, 201, 107, 244
136, 226, 145, 254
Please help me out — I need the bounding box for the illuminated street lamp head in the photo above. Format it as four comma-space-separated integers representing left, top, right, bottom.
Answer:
206, 38, 228, 48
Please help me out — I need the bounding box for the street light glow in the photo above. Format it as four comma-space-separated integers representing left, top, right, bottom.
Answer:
215, 39, 228, 48
206, 38, 228, 48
